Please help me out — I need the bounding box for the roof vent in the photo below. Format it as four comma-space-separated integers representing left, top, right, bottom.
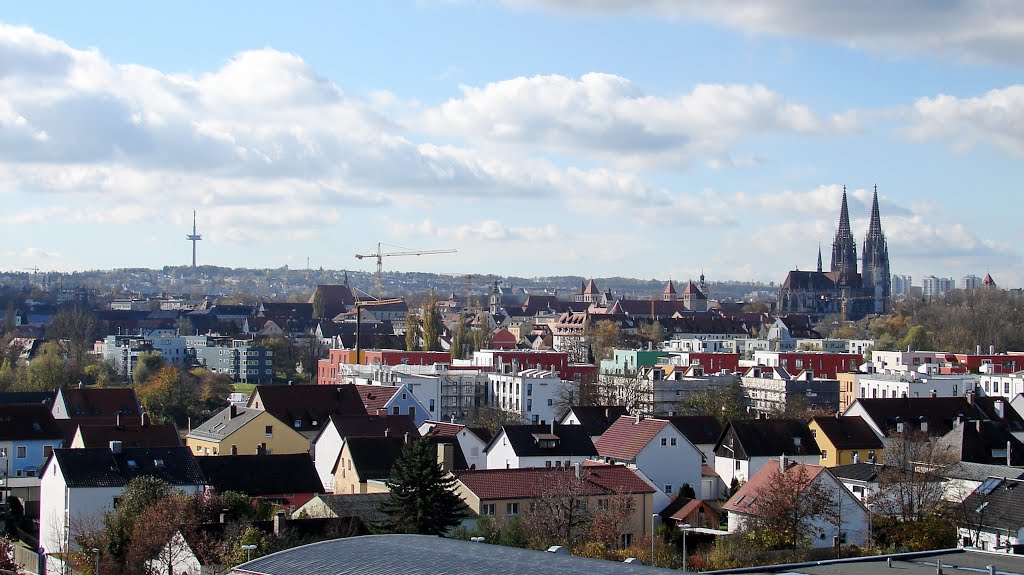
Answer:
110, 440, 123, 454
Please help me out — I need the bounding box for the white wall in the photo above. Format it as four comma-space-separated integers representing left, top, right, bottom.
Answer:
484, 430, 590, 470
634, 426, 703, 500
313, 423, 343, 493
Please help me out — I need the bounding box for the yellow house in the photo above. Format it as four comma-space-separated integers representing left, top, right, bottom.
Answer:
332, 436, 408, 495
186, 405, 309, 457
453, 464, 656, 548
809, 415, 884, 467
837, 372, 859, 412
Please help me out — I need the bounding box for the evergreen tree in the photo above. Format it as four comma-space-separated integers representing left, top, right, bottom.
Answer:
380, 439, 465, 535
421, 296, 442, 352
405, 311, 421, 351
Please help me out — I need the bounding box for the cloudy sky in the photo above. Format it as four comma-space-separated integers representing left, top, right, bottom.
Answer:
2, 2, 1022, 286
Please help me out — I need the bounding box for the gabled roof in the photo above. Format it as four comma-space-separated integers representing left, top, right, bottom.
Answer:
249, 385, 369, 433
51, 446, 205, 488
935, 421, 1024, 466
722, 460, 827, 515
831, 463, 883, 483
0, 403, 63, 441
562, 405, 629, 437
942, 461, 1024, 482
326, 414, 418, 441
420, 421, 465, 438
681, 281, 705, 298
595, 416, 675, 461
352, 385, 401, 415
810, 416, 883, 450
659, 495, 718, 522
455, 464, 653, 501
56, 387, 141, 423
197, 454, 324, 496
186, 406, 265, 442
344, 436, 407, 481
0, 391, 55, 406
715, 419, 821, 458
961, 478, 1024, 531
851, 396, 1024, 437
583, 279, 601, 295
489, 424, 597, 458
75, 423, 181, 449
665, 416, 723, 446
302, 493, 391, 526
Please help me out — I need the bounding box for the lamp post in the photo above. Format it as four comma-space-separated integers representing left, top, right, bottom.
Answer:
651, 513, 658, 566
679, 523, 692, 572
90, 547, 100, 575
241, 544, 257, 563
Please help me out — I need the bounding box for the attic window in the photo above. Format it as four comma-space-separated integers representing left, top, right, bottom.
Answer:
126, 460, 138, 468
154, 459, 165, 467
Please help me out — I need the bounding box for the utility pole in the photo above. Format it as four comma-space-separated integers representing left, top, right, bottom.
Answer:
186, 210, 202, 268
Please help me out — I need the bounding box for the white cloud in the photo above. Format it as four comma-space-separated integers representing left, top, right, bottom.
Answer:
505, 1, 1024, 65
391, 218, 562, 242
904, 86, 1024, 156
417, 73, 830, 167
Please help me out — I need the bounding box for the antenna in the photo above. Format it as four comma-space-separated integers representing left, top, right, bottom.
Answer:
186, 210, 202, 268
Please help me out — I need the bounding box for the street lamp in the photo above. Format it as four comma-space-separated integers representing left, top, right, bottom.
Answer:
241, 544, 257, 563
651, 513, 659, 566
90, 548, 100, 575
678, 523, 692, 573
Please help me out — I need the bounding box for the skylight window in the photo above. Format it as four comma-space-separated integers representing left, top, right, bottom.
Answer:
979, 477, 1002, 495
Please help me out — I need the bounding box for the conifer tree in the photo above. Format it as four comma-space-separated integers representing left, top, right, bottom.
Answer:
380, 439, 465, 535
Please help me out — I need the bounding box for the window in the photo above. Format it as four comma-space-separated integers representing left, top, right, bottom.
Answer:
0, 448, 6, 458
392, 407, 400, 415
545, 461, 552, 467
195, 446, 202, 453
670, 437, 677, 446
621, 533, 633, 548
429, 399, 435, 412
527, 399, 532, 411
564, 460, 570, 467
547, 399, 553, 406
598, 498, 609, 511
16, 446, 26, 459
506, 502, 519, 516
265, 426, 273, 437
482, 503, 496, 516
661, 438, 667, 447
735, 459, 741, 470
820, 450, 828, 460
294, 419, 302, 428
665, 485, 673, 495
555, 460, 562, 467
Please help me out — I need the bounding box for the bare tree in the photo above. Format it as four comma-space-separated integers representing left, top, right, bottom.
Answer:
871, 430, 952, 522
523, 471, 595, 549
746, 462, 837, 550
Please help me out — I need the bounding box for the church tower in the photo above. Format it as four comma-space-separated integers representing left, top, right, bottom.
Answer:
861, 185, 891, 313
830, 187, 858, 286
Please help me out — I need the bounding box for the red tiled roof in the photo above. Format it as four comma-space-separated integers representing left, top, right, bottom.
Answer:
454, 464, 653, 501
353, 385, 401, 415
422, 421, 465, 437
594, 416, 670, 461
583, 279, 601, 295
664, 281, 677, 295
701, 464, 719, 477
722, 460, 826, 515
58, 388, 141, 423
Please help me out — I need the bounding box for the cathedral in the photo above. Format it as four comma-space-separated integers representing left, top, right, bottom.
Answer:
777, 187, 891, 322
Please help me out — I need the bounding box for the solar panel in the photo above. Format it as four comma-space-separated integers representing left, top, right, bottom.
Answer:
980, 477, 1002, 495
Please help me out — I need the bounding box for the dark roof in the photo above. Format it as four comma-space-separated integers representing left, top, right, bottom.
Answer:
51, 446, 205, 488
75, 423, 182, 448
419, 436, 469, 470
715, 419, 821, 457
327, 414, 418, 440
853, 396, 1024, 437
0, 391, 55, 406
942, 461, 1024, 482
665, 416, 724, 445
344, 437, 407, 481
250, 385, 369, 433
0, 403, 63, 441
490, 424, 597, 458
780, 270, 838, 291
58, 387, 141, 424
935, 421, 1024, 466
810, 416, 883, 450
454, 464, 654, 501
961, 478, 1024, 531
831, 463, 883, 483
303, 493, 391, 526
198, 454, 324, 496
563, 405, 629, 437
232, 533, 679, 575
187, 405, 265, 442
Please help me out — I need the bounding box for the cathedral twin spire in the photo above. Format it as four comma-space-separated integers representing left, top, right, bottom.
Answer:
830, 186, 859, 284
829, 184, 890, 297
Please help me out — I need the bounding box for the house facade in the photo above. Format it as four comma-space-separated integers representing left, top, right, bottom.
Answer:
186, 405, 310, 456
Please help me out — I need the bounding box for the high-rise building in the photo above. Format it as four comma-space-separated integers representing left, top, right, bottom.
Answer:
960, 275, 982, 290
891, 274, 913, 296
922, 275, 955, 299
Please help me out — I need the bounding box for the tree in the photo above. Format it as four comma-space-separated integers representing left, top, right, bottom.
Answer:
464, 406, 525, 436
638, 320, 666, 348
379, 438, 466, 535
101, 477, 176, 573
405, 311, 421, 352
900, 325, 931, 352
132, 351, 165, 386
450, 316, 470, 361
677, 377, 744, 423
590, 321, 622, 363
0, 536, 25, 574
421, 297, 442, 352
136, 366, 202, 427
22, 341, 68, 390
48, 304, 97, 374
311, 289, 326, 320
523, 471, 595, 549
129, 492, 200, 574
872, 430, 951, 522
745, 462, 836, 550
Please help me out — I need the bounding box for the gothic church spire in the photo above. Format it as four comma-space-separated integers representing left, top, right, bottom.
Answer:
831, 186, 858, 284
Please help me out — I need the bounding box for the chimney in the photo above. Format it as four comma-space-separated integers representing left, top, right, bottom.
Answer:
991, 345, 995, 355
141, 411, 148, 427
109, 440, 122, 454
605, 407, 611, 420
219, 512, 227, 524
384, 428, 390, 438
995, 399, 1005, 419
437, 442, 454, 473
853, 452, 860, 464
404, 431, 411, 444
779, 453, 788, 472
1009, 441, 1013, 467
636, 413, 644, 424
116, 412, 121, 428
967, 390, 976, 405
978, 345, 983, 355
273, 511, 286, 536
930, 389, 937, 399
551, 419, 556, 435
573, 462, 582, 479
229, 404, 238, 419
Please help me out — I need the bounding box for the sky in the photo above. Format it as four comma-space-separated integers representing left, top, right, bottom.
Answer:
2, 1, 1023, 287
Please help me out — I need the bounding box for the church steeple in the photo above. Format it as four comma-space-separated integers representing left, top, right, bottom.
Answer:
816, 244, 823, 273
831, 186, 858, 284
862, 185, 891, 313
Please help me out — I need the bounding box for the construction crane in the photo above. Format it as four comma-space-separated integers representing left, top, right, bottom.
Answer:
353, 297, 406, 362
354, 243, 456, 300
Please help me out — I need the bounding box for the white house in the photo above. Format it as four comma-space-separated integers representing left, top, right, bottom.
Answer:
723, 458, 870, 548
594, 415, 704, 510
487, 370, 569, 425
40, 444, 205, 575
419, 420, 489, 470
313, 414, 419, 492
713, 419, 820, 488
484, 423, 596, 470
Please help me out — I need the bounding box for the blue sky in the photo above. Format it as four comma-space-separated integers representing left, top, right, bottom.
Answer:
2, 1, 1023, 287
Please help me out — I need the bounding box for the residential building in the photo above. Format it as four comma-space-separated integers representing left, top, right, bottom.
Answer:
246, 384, 373, 441
69, 419, 181, 449
313, 414, 417, 492
808, 416, 884, 467
559, 405, 630, 442
961, 275, 983, 290
922, 275, 955, 300
0, 403, 63, 504
595, 415, 704, 508
934, 419, 1024, 466
658, 495, 722, 531
51, 387, 142, 429
487, 369, 568, 425
353, 383, 430, 427
957, 477, 1024, 551
753, 351, 861, 379
637, 365, 739, 416
843, 395, 1024, 445
40, 445, 205, 572
599, 350, 666, 377
723, 458, 869, 547
332, 436, 408, 495
453, 464, 656, 546
845, 371, 975, 404
485, 423, 597, 470
891, 274, 912, 297
830, 462, 882, 503
740, 366, 840, 417
664, 416, 724, 462
419, 420, 490, 470
186, 405, 310, 456
713, 419, 821, 487
197, 454, 324, 512
189, 337, 274, 384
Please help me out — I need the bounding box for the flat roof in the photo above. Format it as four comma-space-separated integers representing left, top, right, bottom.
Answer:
708, 549, 1024, 575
